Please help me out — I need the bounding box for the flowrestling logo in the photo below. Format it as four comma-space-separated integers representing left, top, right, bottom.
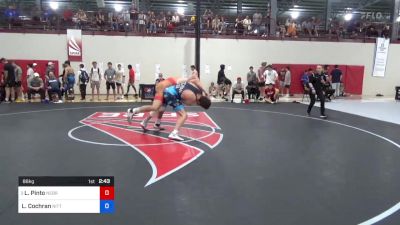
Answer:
67, 29, 82, 61
69, 112, 223, 186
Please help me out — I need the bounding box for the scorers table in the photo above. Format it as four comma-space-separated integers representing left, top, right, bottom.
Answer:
18, 176, 114, 213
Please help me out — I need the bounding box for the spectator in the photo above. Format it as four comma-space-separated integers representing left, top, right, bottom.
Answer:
243, 16, 252, 34
366, 26, 379, 37
247, 66, 257, 85
3, 59, 16, 103
209, 82, 218, 98
95, 11, 106, 30
13, 62, 23, 102
47, 71, 62, 103
155, 73, 165, 84
116, 64, 125, 99
125, 64, 137, 98
301, 69, 312, 90
257, 62, 267, 98
148, 12, 157, 34
217, 64, 232, 101
203, 9, 213, 30
235, 16, 244, 34
218, 16, 227, 34
104, 62, 116, 101
253, 11, 262, 33
26, 63, 35, 81
381, 25, 390, 38
90, 61, 102, 101
76, 9, 88, 29
231, 77, 245, 103
190, 65, 199, 79
172, 12, 180, 26
27, 73, 45, 102
212, 15, 220, 34
283, 66, 291, 96
287, 20, 297, 37
77, 64, 89, 101
330, 65, 342, 98
46, 62, 55, 77
307, 65, 327, 118
264, 84, 279, 104
130, 4, 139, 32
138, 11, 146, 33
264, 65, 278, 91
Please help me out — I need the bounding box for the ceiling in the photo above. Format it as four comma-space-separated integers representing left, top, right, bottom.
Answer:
0, 0, 394, 21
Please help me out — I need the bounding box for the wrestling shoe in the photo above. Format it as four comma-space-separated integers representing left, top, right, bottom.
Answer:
168, 132, 184, 141
127, 108, 136, 124
140, 119, 149, 131
320, 115, 328, 119
153, 123, 165, 131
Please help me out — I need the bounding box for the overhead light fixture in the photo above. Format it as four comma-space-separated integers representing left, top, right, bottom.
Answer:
49, 1, 59, 10
114, 4, 123, 12
291, 11, 300, 19
177, 7, 185, 15
293, 5, 299, 8
344, 13, 353, 21
397, 16, 400, 22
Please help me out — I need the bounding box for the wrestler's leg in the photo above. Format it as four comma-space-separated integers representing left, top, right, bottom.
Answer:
168, 108, 187, 141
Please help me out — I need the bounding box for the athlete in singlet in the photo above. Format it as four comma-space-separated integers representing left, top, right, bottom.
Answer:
127, 76, 211, 141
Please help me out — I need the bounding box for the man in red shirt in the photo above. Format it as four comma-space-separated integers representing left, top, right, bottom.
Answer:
124, 64, 137, 98
264, 84, 279, 104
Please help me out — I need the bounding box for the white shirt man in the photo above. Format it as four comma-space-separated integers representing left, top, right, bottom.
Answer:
263, 67, 278, 85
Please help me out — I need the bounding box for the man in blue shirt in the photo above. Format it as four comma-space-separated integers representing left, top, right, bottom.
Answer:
330, 65, 342, 97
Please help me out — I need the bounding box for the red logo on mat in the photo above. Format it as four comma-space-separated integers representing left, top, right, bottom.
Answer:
77, 112, 223, 186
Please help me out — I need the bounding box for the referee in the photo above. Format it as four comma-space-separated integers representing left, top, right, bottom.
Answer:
307, 65, 328, 119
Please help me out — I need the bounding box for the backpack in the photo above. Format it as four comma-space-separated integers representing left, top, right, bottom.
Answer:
80, 70, 89, 84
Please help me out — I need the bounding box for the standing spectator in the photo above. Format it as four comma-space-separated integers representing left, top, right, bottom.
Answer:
257, 62, 267, 99
307, 65, 327, 118
2, 59, 16, 103
212, 15, 220, 34
104, 62, 116, 101
95, 11, 106, 30
45, 62, 55, 77
115, 64, 125, 99
13, 62, 23, 102
138, 11, 146, 33
247, 66, 260, 100
125, 64, 137, 98
264, 65, 278, 86
231, 77, 245, 103
130, 4, 138, 32
283, 66, 291, 97
247, 66, 257, 85
77, 64, 89, 101
47, 71, 62, 103
90, 61, 102, 101
26, 63, 35, 81
253, 11, 262, 34
217, 64, 232, 101
381, 25, 390, 38
330, 65, 342, 98
27, 73, 45, 102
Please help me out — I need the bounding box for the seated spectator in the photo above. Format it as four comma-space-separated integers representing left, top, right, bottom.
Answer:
301, 69, 312, 91
75, 9, 88, 29
235, 16, 244, 34
208, 82, 218, 98
155, 73, 165, 84
231, 77, 245, 103
246, 81, 260, 100
286, 21, 297, 37
47, 72, 62, 103
264, 84, 279, 104
243, 16, 252, 34
28, 73, 45, 102
381, 25, 390, 38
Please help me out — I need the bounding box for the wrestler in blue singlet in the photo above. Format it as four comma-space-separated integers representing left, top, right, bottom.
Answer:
162, 82, 202, 111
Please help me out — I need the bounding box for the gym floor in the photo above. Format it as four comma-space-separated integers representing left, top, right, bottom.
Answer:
1, 102, 400, 225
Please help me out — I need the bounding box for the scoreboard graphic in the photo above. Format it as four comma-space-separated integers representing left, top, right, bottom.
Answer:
18, 176, 114, 213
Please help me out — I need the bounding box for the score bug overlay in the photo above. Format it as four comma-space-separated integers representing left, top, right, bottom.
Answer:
18, 176, 114, 214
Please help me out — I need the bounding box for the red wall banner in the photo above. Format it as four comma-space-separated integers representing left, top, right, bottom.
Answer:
273, 64, 365, 95
67, 29, 83, 62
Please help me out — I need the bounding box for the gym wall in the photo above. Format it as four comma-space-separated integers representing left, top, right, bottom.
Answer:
0, 32, 399, 97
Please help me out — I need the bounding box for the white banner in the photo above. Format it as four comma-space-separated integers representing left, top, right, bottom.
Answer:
372, 37, 390, 77
67, 29, 82, 62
